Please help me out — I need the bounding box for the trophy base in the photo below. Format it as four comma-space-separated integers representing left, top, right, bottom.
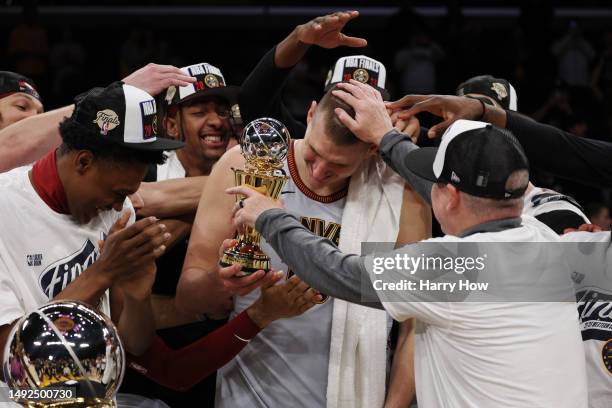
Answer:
220, 242, 271, 275
18, 398, 114, 408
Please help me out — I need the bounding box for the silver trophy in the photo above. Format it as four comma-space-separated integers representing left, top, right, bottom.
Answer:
2, 301, 125, 407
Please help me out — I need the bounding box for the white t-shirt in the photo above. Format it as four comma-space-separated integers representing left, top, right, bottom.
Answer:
366, 215, 588, 407
0, 167, 134, 326
156, 151, 185, 181
561, 231, 612, 408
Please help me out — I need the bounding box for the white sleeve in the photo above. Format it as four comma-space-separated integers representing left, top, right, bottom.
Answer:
0, 254, 25, 327
363, 237, 461, 327
561, 231, 611, 279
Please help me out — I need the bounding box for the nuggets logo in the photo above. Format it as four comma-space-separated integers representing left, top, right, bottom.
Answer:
491, 82, 508, 100
39, 240, 98, 299
603, 339, 612, 374
93, 110, 120, 135
352, 68, 370, 84
204, 74, 220, 88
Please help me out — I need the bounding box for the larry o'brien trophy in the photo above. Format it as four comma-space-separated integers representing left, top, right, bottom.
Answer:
2, 301, 125, 408
220, 117, 290, 274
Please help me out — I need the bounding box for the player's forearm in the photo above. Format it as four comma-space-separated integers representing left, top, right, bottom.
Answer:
274, 28, 311, 68
152, 295, 199, 330
256, 208, 384, 309
0, 105, 73, 173
175, 267, 233, 318
379, 130, 433, 205
136, 176, 207, 218
384, 320, 416, 408
54, 263, 112, 306
118, 294, 155, 356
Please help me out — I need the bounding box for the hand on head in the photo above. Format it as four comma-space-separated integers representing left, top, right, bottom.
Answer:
331, 79, 393, 146
385, 94, 486, 139
122, 63, 196, 96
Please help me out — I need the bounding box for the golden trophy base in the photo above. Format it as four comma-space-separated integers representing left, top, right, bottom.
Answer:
220, 241, 271, 275
18, 398, 115, 408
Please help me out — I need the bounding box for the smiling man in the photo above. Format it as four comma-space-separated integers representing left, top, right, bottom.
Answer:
160, 62, 239, 178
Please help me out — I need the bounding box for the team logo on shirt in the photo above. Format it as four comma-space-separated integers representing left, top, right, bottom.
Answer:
39, 239, 98, 299
27, 253, 43, 266
576, 289, 612, 342
603, 339, 612, 374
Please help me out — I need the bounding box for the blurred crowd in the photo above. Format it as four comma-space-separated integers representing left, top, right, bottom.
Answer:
2, 3, 611, 229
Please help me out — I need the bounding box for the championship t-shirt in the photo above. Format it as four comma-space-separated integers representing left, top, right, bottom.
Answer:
216, 141, 346, 408
0, 167, 134, 406
0, 167, 134, 326
561, 230, 612, 408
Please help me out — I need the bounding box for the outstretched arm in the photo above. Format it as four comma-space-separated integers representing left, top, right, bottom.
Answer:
0, 63, 194, 174
240, 11, 366, 137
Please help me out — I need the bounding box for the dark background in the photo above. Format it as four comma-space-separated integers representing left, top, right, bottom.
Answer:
3, 0, 612, 221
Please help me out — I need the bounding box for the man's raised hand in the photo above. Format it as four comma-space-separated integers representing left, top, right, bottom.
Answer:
295, 11, 367, 49
123, 63, 196, 96
332, 79, 393, 146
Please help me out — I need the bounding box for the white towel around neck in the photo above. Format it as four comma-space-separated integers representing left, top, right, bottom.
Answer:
326, 156, 405, 408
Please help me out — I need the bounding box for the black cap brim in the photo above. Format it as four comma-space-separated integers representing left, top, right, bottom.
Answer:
404, 147, 439, 183
121, 137, 184, 151
179, 85, 240, 106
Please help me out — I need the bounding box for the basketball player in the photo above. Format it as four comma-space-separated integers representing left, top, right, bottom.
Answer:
177, 11, 431, 408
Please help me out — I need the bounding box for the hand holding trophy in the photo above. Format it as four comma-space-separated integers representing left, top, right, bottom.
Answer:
220, 117, 290, 275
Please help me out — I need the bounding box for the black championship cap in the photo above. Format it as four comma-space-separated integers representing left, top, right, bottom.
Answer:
164, 62, 239, 107
324, 55, 390, 100
72, 82, 184, 151
456, 75, 517, 111
405, 120, 529, 199
0, 71, 41, 102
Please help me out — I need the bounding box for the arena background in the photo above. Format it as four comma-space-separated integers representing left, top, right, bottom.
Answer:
2, 0, 611, 224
